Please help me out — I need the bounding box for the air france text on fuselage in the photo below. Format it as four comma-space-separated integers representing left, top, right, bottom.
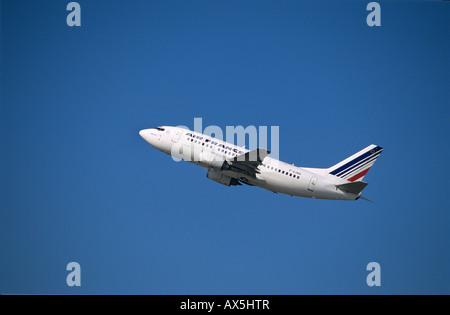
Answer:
185, 132, 245, 155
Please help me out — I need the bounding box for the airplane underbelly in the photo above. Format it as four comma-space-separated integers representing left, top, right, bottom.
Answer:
260, 173, 343, 199
259, 173, 302, 195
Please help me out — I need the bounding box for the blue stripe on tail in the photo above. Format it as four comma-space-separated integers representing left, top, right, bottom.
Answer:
330, 146, 383, 177
337, 151, 382, 177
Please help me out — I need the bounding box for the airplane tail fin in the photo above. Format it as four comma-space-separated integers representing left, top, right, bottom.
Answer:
328, 145, 383, 182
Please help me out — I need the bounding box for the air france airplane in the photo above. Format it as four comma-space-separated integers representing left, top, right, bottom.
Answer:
139, 126, 383, 201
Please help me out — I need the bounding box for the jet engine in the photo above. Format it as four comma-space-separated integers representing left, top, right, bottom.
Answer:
206, 169, 241, 186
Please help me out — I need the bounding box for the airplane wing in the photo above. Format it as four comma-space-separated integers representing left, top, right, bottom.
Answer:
227, 148, 270, 176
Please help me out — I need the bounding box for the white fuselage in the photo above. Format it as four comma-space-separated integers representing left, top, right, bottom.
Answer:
139, 126, 360, 201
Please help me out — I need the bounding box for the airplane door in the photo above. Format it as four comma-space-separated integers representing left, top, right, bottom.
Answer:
171, 129, 181, 142
181, 144, 193, 161
308, 176, 318, 192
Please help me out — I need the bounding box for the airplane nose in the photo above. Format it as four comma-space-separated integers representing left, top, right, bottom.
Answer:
139, 128, 154, 139
139, 128, 158, 147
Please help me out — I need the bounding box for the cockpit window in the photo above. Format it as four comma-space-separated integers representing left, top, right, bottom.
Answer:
155, 127, 165, 131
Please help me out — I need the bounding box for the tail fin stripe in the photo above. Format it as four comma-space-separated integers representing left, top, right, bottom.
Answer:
343, 162, 373, 179
330, 146, 383, 176
347, 168, 371, 182
337, 152, 381, 177
343, 164, 373, 180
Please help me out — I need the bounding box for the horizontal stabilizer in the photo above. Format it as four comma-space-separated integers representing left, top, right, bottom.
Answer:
336, 181, 368, 194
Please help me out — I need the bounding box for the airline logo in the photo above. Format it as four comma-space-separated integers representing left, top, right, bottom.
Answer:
329, 146, 383, 182
185, 132, 246, 155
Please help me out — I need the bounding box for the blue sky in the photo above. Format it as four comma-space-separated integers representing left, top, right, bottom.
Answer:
1, 1, 448, 294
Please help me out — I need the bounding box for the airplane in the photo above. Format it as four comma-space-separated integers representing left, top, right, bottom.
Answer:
139, 126, 383, 201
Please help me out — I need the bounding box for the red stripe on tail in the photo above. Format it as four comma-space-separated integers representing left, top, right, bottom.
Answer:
347, 168, 370, 182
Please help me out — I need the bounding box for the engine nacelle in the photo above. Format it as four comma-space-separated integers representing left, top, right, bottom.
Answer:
207, 169, 240, 186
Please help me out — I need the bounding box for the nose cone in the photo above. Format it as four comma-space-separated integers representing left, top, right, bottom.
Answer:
139, 128, 154, 144
139, 128, 161, 148
139, 129, 148, 138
